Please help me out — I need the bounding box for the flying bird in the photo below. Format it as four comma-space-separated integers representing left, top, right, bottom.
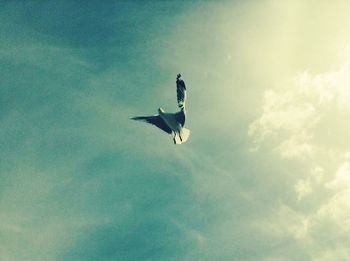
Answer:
131, 74, 190, 144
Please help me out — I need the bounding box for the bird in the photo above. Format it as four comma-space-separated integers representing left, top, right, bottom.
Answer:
131, 73, 190, 144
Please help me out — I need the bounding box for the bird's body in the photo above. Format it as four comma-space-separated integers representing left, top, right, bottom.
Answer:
158, 108, 181, 133
158, 107, 190, 144
131, 74, 190, 144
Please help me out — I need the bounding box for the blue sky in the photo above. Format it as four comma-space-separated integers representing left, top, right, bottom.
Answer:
2, 1, 350, 260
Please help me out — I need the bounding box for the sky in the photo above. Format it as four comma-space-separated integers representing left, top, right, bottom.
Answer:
2, 1, 350, 260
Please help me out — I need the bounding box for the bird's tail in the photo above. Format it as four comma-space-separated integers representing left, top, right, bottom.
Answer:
175, 128, 190, 144
179, 128, 190, 144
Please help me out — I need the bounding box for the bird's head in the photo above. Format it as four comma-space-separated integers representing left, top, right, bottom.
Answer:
176, 73, 181, 80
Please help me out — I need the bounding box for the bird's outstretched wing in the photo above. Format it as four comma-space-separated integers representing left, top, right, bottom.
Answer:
176, 75, 186, 108
130, 115, 172, 134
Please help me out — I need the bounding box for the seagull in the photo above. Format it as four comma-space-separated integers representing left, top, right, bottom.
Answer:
131, 74, 190, 144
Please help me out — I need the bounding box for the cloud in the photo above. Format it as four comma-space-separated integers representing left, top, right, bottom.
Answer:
249, 58, 350, 259
253, 203, 310, 240
248, 81, 320, 156
249, 59, 350, 154
294, 179, 312, 201
314, 247, 350, 261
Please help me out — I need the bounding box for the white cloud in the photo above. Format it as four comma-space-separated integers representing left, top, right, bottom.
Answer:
249, 59, 350, 156
277, 132, 314, 159
249, 58, 350, 258
310, 166, 325, 183
248, 86, 320, 156
253, 203, 310, 240
294, 179, 312, 201
314, 247, 350, 261
326, 161, 350, 190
